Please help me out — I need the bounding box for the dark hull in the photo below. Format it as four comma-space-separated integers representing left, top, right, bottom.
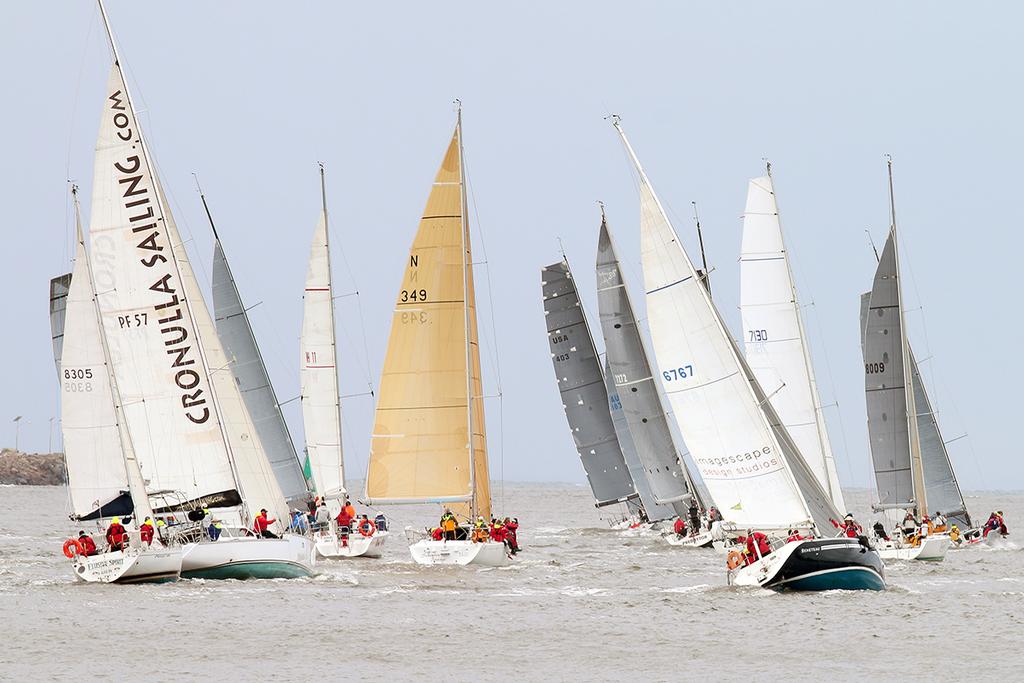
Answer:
770, 538, 885, 591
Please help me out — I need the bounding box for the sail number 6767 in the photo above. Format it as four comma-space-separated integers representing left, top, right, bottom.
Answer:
662, 366, 693, 381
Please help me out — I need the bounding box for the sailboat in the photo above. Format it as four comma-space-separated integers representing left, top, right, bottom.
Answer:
302, 167, 387, 559
57, 186, 182, 584
364, 109, 510, 567
596, 212, 714, 548
859, 159, 959, 561
541, 258, 652, 524
86, 0, 313, 580
739, 170, 847, 514
613, 118, 883, 590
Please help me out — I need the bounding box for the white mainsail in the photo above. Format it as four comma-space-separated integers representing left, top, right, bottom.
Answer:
300, 169, 345, 504
614, 120, 840, 532
88, 19, 289, 525
739, 174, 846, 512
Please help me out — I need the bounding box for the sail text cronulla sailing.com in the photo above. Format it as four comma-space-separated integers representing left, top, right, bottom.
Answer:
108, 88, 210, 425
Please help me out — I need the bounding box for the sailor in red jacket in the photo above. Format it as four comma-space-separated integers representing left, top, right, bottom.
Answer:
673, 518, 687, 536
139, 517, 155, 545
504, 517, 520, 554
830, 514, 863, 538
254, 509, 279, 539
106, 517, 127, 551
737, 530, 771, 565
78, 531, 98, 556
489, 519, 507, 544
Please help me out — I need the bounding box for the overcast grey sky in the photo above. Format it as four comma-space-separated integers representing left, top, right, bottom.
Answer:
2, 2, 1019, 491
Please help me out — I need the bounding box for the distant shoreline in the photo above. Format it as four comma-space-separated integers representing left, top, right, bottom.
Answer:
0, 449, 66, 486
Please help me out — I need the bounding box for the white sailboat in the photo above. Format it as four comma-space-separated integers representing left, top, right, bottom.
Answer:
860, 159, 957, 562
364, 109, 510, 567
86, 0, 313, 580
58, 186, 182, 584
613, 118, 883, 590
739, 170, 847, 513
302, 167, 386, 559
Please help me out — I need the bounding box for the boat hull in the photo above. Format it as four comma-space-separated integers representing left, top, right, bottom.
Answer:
665, 529, 715, 548
314, 529, 388, 559
181, 534, 314, 579
409, 539, 511, 567
729, 538, 885, 591
876, 534, 950, 561
72, 544, 182, 584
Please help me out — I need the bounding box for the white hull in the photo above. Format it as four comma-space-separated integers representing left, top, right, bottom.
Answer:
876, 534, 950, 561
409, 539, 511, 567
181, 534, 314, 579
315, 529, 388, 559
664, 529, 715, 548
72, 544, 182, 584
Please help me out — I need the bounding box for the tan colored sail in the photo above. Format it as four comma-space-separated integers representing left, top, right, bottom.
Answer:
367, 121, 490, 520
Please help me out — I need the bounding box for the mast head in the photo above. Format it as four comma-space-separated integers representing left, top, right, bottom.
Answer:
597, 199, 606, 224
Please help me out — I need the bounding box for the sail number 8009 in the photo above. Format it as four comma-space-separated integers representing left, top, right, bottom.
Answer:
662, 366, 693, 381
865, 362, 886, 374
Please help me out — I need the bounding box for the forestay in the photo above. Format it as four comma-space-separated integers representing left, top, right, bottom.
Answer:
213, 234, 309, 503
299, 183, 345, 504
740, 175, 846, 512
615, 122, 839, 532
541, 260, 639, 508
596, 218, 692, 518
366, 120, 491, 521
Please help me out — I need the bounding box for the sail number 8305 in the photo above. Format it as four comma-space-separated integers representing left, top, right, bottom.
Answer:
662, 366, 693, 381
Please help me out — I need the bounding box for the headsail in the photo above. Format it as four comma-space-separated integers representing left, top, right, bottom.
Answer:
740, 174, 846, 512
366, 117, 491, 521
614, 120, 840, 532
300, 169, 345, 504
541, 259, 639, 509
604, 359, 674, 522
596, 217, 693, 518
210, 198, 309, 503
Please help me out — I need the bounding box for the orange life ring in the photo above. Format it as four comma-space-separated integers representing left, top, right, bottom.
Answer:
726, 550, 743, 570
63, 538, 84, 559
358, 519, 376, 537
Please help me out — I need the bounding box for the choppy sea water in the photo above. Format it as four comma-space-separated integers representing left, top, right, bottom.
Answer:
1, 484, 1021, 682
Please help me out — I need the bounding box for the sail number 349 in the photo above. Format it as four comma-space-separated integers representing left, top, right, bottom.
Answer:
400, 289, 428, 303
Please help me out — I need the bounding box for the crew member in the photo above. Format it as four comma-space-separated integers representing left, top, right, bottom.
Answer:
342, 498, 356, 524
687, 503, 701, 536
106, 516, 127, 552
314, 501, 331, 532
155, 518, 169, 546
254, 509, 279, 539
336, 504, 353, 547
505, 517, 520, 554
208, 520, 223, 541
430, 526, 444, 541
736, 530, 771, 565
472, 516, 488, 543
830, 514, 862, 538
374, 512, 388, 532
78, 530, 97, 556
490, 518, 507, 546
139, 516, 155, 545
440, 509, 458, 541
786, 529, 808, 543
900, 512, 919, 544
931, 512, 948, 534
673, 518, 687, 537
949, 524, 962, 544
872, 521, 890, 542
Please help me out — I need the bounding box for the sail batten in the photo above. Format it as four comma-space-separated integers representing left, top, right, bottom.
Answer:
366, 120, 491, 520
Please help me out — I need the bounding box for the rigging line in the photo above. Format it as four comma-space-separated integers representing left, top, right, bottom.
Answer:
65, 10, 98, 274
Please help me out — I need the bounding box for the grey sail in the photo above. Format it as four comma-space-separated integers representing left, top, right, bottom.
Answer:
212, 237, 309, 503
861, 291, 970, 527
541, 260, 640, 509
49, 272, 72, 378
596, 218, 692, 517
909, 347, 970, 527
861, 232, 916, 510
604, 359, 675, 522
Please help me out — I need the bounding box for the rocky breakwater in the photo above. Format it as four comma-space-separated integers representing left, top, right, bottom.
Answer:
0, 449, 66, 485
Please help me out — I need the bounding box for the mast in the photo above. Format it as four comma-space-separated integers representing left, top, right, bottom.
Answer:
72, 185, 153, 522
455, 103, 477, 520
887, 156, 927, 516
96, 0, 252, 518
319, 163, 346, 492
